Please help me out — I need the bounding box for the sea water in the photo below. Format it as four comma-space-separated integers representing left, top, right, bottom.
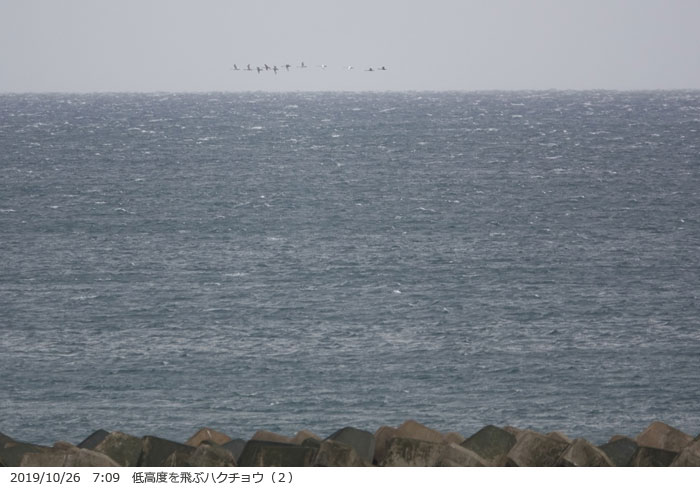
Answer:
1, 91, 699, 445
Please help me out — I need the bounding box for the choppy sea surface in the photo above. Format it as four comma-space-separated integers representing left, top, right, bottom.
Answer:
1, 91, 699, 445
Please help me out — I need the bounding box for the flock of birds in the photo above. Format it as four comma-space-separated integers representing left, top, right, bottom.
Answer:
230, 62, 388, 74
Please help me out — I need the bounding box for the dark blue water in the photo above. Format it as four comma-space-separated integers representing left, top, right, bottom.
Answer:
1, 91, 699, 445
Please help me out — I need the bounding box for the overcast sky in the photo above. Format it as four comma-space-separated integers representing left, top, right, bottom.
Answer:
1, 0, 699, 92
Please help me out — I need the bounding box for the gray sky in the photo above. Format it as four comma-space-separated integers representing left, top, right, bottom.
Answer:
1, 0, 699, 92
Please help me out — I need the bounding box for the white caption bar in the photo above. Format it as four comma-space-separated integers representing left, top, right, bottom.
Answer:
2, 467, 696, 493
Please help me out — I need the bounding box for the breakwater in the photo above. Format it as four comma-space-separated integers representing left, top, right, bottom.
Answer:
2, 420, 698, 467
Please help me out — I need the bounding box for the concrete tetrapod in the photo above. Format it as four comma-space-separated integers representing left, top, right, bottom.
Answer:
461, 425, 517, 466
505, 431, 570, 467
325, 427, 376, 464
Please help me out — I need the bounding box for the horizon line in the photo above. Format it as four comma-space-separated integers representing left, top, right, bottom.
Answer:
2, 87, 700, 96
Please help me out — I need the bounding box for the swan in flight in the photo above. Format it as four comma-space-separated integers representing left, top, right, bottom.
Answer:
230, 60, 388, 76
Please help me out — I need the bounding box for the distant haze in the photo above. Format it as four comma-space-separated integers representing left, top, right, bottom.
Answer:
1, 0, 700, 92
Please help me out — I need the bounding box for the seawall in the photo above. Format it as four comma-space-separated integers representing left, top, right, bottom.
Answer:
2, 420, 698, 467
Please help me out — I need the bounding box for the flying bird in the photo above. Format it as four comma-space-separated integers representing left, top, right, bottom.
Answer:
231, 64, 240, 71
245, 64, 253, 71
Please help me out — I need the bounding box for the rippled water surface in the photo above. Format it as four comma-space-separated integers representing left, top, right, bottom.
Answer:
1, 91, 699, 444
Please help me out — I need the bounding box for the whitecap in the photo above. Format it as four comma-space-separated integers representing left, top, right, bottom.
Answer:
0, 209, 16, 213
71, 294, 98, 301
